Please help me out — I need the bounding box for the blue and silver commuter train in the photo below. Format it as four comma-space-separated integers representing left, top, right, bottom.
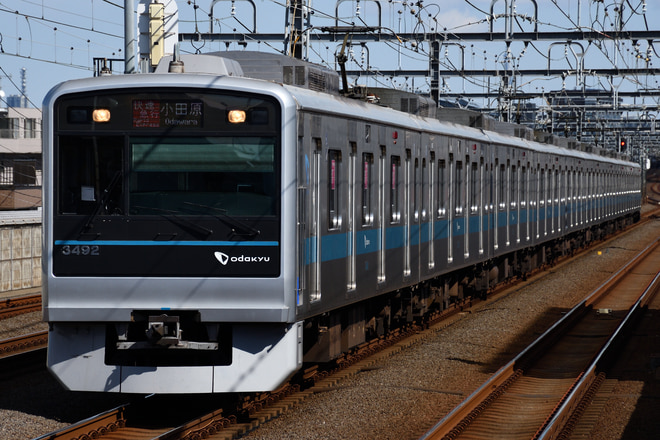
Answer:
42, 52, 642, 393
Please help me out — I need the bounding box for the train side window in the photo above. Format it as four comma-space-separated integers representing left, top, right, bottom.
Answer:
455, 160, 463, 215
521, 165, 527, 209
550, 167, 556, 207
414, 157, 419, 222
362, 153, 374, 226
390, 156, 401, 223
422, 158, 428, 221
539, 167, 545, 208
554, 168, 560, 205
562, 168, 567, 204
499, 163, 506, 210
328, 149, 341, 230
470, 161, 478, 214
437, 159, 446, 217
510, 162, 517, 209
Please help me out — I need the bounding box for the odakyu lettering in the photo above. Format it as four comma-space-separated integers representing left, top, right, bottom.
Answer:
214, 252, 271, 265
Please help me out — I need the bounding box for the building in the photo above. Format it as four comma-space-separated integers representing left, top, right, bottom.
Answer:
0, 98, 42, 210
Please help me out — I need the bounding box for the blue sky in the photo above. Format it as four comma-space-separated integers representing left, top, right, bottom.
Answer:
0, 0, 657, 110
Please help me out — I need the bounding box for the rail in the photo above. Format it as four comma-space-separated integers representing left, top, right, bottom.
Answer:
420, 237, 660, 440
0, 294, 41, 319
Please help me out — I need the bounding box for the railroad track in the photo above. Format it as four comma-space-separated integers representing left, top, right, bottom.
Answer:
33, 326, 426, 440
420, 236, 660, 440
22, 207, 660, 440
0, 292, 47, 359
0, 293, 41, 319
0, 330, 48, 359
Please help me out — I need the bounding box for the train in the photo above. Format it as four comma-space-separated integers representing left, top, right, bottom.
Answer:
42, 51, 642, 394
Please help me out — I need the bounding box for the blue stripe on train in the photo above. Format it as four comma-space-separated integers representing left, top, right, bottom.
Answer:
55, 240, 280, 246
302, 198, 632, 264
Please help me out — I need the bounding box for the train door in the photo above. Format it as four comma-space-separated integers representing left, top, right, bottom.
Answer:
535, 164, 541, 239
512, 159, 519, 245
478, 156, 485, 256
578, 167, 584, 226
571, 167, 576, 228
598, 169, 605, 220
494, 158, 500, 251
311, 138, 322, 301
604, 169, 609, 219
559, 165, 565, 233
540, 164, 547, 238
413, 147, 421, 281
448, 152, 454, 263
390, 153, 403, 283
462, 155, 469, 260
347, 142, 357, 291
326, 147, 343, 299
502, 158, 508, 247
497, 158, 507, 250
589, 168, 598, 223
356, 144, 377, 295
505, 159, 511, 247
404, 149, 412, 278
419, 133, 435, 275
567, 166, 572, 230
550, 166, 556, 234
592, 168, 597, 223
522, 161, 529, 242
426, 151, 435, 270
595, 169, 600, 221
455, 149, 468, 263
557, 165, 565, 234
486, 157, 494, 257
468, 155, 479, 259
452, 148, 468, 264
547, 166, 553, 235
378, 145, 386, 283
585, 168, 590, 225
437, 150, 448, 268
297, 137, 307, 308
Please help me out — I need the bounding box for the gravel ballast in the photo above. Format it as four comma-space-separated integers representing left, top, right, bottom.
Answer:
1, 214, 659, 440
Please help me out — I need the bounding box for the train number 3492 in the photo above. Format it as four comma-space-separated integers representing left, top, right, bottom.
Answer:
61, 245, 100, 256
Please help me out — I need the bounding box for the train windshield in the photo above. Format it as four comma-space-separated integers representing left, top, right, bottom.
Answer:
54, 89, 282, 220
57, 135, 278, 217
129, 136, 277, 216
52, 88, 282, 276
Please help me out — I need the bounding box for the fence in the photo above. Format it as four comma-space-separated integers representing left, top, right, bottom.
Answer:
0, 212, 41, 293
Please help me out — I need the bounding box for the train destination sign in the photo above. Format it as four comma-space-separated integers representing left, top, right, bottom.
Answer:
133, 99, 203, 128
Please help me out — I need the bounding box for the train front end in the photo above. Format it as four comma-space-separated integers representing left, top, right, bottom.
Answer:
42, 75, 301, 393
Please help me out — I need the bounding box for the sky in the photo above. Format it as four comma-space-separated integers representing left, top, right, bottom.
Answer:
0, 0, 658, 111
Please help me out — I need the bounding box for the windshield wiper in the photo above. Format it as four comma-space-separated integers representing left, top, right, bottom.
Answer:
182, 202, 261, 239
133, 206, 214, 239
79, 171, 122, 238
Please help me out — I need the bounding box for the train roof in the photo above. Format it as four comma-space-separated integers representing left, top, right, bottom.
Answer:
43, 54, 638, 171
283, 83, 638, 169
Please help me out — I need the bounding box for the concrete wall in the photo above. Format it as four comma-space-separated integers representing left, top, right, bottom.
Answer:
0, 223, 41, 292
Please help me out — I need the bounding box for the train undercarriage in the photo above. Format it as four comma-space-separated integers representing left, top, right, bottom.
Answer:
302, 213, 639, 364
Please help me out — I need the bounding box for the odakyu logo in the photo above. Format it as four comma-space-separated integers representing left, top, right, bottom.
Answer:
214, 251, 271, 265
214, 252, 230, 265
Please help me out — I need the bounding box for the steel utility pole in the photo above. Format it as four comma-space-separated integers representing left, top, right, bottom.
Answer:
124, 0, 136, 73
286, 0, 309, 59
